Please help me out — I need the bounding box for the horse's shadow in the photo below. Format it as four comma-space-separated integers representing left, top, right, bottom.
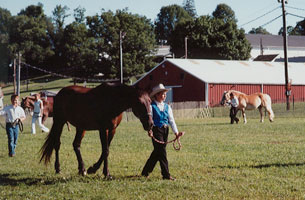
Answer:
215, 162, 305, 169
0, 173, 146, 186
0, 173, 72, 186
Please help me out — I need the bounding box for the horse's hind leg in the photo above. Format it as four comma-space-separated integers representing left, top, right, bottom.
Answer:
42, 114, 48, 125
242, 109, 247, 124
73, 128, 86, 176
266, 106, 274, 122
53, 121, 65, 174
258, 106, 264, 122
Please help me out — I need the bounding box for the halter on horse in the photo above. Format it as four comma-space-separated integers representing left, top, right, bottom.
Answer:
40, 83, 153, 178
220, 90, 274, 123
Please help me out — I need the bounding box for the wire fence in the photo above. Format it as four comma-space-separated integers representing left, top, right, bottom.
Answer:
123, 101, 305, 122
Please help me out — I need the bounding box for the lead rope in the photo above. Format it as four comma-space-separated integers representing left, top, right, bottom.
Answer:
151, 132, 184, 151
12, 119, 23, 132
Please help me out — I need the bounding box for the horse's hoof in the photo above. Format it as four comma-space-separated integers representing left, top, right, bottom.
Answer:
87, 167, 97, 174
105, 175, 113, 180
55, 170, 61, 174
79, 170, 87, 176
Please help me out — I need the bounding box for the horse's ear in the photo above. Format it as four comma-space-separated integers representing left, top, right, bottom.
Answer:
134, 84, 140, 90
133, 84, 151, 93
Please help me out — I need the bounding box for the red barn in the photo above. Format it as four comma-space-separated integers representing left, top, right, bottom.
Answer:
134, 59, 305, 106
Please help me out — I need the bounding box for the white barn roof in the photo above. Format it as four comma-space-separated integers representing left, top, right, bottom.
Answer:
163, 59, 305, 85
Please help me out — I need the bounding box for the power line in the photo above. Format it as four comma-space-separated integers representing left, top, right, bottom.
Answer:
286, 5, 305, 12
21, 62, 123, 83
260, 15, 282, 28
240, 6, 281, 27
287, 13, 305, 19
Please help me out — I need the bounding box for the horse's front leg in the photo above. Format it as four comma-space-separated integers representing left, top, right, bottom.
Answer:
73, 128, 86, 176
87, 128, 114, 179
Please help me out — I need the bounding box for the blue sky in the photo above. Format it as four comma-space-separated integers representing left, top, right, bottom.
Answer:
1, 0, 305, 35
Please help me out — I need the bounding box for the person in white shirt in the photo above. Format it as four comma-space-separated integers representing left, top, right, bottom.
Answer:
0, 87, 3, 110
229, 93, 239, 124
31, 93, 49, 134
0, 94, 26, 157
141, 83, 183, 180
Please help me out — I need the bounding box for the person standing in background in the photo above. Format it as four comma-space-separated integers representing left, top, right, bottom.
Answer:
0, 87, 4, 110
31, 93, 49, 134
229, 93, 239, 124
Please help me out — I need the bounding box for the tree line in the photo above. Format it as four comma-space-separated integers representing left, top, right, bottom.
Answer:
0, 3, 304, 81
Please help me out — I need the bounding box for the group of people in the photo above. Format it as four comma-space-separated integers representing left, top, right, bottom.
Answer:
0, 92, 49, 157
0, 84, 240, 180
0, 83, 240, 180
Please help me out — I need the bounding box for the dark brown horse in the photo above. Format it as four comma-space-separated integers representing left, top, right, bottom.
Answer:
40, 83, 153, 178
21, 95, 53, 124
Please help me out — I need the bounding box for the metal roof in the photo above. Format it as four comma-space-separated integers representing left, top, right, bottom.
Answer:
165, 59, 305, 85
246, 34, 305, 48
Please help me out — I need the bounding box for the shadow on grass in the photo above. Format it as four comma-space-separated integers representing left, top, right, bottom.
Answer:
0, 173, 72, 186
178, 122, 229, 127
215, 162, 305, 169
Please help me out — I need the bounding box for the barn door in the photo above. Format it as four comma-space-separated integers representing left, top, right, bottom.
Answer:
165, 87, 173, 103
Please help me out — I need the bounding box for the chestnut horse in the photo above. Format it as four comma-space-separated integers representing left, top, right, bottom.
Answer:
220, 90, 274, 123
40, 83, 153, 178
21, 95, 53, 124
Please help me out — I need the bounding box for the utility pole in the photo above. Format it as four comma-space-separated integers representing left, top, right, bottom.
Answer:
185, 36, 188, 59
16, 52, 21, 96
278, 0, 290, 110
119, 31, 125, 84
13, 57, 16, 95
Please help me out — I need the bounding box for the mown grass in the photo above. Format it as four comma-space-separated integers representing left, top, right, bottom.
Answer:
0, 116, 305, 199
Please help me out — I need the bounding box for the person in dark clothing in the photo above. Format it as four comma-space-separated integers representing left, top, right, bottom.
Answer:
141, 83, 183, 180
229, 93, 239, 124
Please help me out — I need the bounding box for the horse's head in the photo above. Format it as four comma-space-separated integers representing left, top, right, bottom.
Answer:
220, 91, 230, 106
21, 96, 34, 112
131, 89, 153, 131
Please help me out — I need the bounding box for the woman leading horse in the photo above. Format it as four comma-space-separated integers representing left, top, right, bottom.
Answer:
220, 90, 274, 123
40, 83, 153, 178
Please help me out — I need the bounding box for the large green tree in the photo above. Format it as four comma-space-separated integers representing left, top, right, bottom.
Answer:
212, 3, 237, 23
61, 22, 97, 79
8, 4, 54, 66
169, 15, 251, 60
86, 9, 157, 79
47, 5, 70, 70
154, 5, 192, 44
183, 0, 197, 18
0, 7, 12, 43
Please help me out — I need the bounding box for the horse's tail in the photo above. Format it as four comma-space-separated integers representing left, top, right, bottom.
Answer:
39, 125, 57, 165
39, 95, 65, 165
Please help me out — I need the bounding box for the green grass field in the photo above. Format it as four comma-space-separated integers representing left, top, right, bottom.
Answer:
0, 116, 305, 199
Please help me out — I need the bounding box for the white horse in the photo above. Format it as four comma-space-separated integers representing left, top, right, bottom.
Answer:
220, 90, 274, 123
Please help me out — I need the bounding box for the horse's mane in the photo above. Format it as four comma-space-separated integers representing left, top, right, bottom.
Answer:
91, 83, 148, 98
228, 90, 246, 96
